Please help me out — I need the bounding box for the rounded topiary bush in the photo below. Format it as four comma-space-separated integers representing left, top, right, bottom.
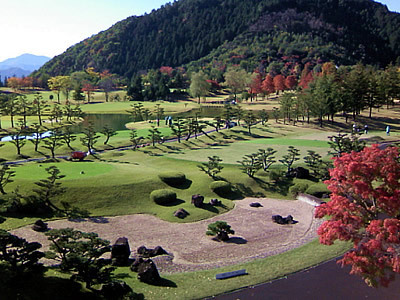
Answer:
210, 181, 231, 196
289, 182, 309, 196
150, 189, 177, 205
158, 172, 186, 186
269, 170, 283, 182
305, 184, 330, 198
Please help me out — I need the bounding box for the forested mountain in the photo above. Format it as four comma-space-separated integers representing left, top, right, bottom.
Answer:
34, 0, 400, 81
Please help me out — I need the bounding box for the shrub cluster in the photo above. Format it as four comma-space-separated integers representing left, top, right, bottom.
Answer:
209, 181, 231, 196
150, 189, 177, 205
289, 182, 309, 196
158, 172, 186, 186
306, 184, 330, 198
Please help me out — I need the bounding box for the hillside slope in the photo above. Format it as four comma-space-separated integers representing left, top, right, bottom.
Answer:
34, 0, 400, 80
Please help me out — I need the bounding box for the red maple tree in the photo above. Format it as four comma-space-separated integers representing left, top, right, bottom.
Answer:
261, 74, 275, 95
273, 74, 286, 92
248, 72, 263, 100
315, 144, 400, 287
285, 75, 298, 90
82, 83, 97, 103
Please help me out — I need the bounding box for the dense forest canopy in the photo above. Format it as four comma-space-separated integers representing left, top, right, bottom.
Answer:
33, 0, 400, 81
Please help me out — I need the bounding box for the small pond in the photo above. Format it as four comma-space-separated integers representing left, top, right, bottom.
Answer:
73, 106, 225, 132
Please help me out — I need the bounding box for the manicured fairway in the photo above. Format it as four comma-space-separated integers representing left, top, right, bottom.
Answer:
13, 161, 115, 180
165, 137, 331, 164
244, 138, 330, 148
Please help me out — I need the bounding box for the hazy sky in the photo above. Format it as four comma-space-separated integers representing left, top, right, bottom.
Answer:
1, 0, 399, 62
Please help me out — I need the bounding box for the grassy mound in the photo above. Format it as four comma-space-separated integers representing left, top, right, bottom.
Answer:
158, 172, 186, 186
306, 183, 331, 198
150, 189, 177, 205
209, 181, 232, 196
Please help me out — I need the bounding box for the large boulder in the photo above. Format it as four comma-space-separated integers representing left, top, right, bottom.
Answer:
174, 208, 189, 219
152, 246, 168, 257
111, 237, 131, 266
131, 258, 160, 284
32, 219, 48, 232
137, 245, 168, 258
191, 194, 204, 207
101, 280, 133, 299
272, 214, 297, 225
210, 198, 221, 206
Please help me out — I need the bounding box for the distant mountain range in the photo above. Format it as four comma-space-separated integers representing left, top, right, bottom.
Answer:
34, 0, 400, 80
0, 54, 50, 78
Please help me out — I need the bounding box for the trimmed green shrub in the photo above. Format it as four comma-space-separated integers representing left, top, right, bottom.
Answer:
206, 221, 235, 241
209, 181, 231, 196
150, 189, 177, 205
158, 172, 186, 186
289, 182, 309, 196
306, 184, 330, 198
269, 170, 283, 182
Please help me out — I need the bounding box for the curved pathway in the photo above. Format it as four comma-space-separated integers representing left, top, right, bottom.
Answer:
12, 198, 321, 273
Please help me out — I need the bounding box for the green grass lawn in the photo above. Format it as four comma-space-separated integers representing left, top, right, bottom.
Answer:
114, 239, 350, 300
164, 126, 332, 164
14, 161, 115, 180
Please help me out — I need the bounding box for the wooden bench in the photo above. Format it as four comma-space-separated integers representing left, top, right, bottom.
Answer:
216, 269, 247, 280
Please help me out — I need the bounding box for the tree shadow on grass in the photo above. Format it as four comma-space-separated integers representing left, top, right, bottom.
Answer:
233, 183, 265, 198
165, 179, 192, 190
159, 198, 185, 207
257, 127, 274, 134
200, 203, 219, 213
152, 277, 178, 288
214, 190, 244, 200
0, 275, 98, 300
163, 145, 183, 153
253, 177, 292, 197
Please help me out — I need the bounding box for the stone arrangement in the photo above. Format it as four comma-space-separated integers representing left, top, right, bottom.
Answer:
137, 245, 168, 258
32, 219, 49, 232
272, 214, 297, 225
174, 208, 189, 219
210, 198, 221, 206
111, 237, 131, 266
130, 257, 161, 284
101, 280, 133, 298
191, 194, 204, 207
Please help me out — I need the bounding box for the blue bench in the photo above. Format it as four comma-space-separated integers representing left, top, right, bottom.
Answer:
216, 269, 247, 280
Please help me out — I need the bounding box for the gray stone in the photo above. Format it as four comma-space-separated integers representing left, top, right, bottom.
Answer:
191, 194, 204, 207
111, 237, 131, 266
174, 208, 189, 219
32, 219, 48, 232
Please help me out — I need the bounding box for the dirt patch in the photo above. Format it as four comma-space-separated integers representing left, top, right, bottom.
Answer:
11, 198, 321, 273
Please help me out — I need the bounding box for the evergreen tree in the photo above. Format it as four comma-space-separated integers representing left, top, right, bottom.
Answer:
279, 146, 300, 176
80, 122, 99, 154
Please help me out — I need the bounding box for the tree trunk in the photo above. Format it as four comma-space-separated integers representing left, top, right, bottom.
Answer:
217, 232, 229, 241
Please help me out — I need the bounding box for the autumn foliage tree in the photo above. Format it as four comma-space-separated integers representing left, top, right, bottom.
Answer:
261, 75, 275, 96
248, 72, 263, 101
285, 75, 298, 90
315, 145, 400, 287
273, 74, 286, 93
